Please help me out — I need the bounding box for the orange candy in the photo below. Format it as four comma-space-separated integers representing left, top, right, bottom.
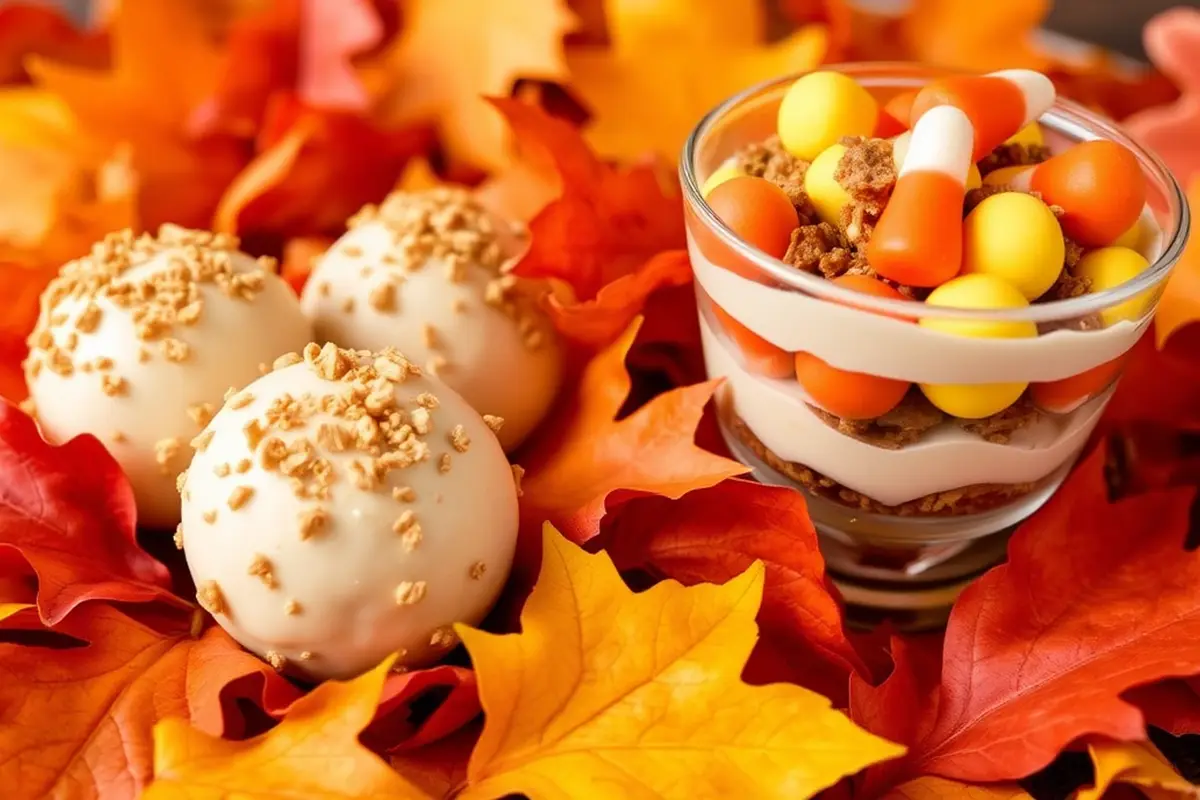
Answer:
831, 274, 912, 317
910, 75, 1032, 161
705, 176, 798, 259
1029, 140, 1147, 247
1030, 354, 1127, 414
795, 352, 910, 420
711, 302, 793, 379
877, 90, 917, 136
867, 169, 966, 287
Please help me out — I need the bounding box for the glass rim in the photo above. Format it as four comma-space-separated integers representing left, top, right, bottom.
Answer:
679, 61, 1191, 323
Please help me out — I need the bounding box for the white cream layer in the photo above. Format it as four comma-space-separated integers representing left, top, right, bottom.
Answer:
700, 312, 1107, 506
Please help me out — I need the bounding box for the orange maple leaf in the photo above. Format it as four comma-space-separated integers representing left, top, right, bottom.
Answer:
899, 0, 1052, 72
0, 3, 106, 85
145, 655, 431, 799
366, 0, 577, 170
1076, 740, 1197, 800
456, 526, 904, 799
565, 0, 827, 162
491, 97, 689, 346
517, 317, 748, 544
882, 777, 1032, 799
0, 605, 299, 800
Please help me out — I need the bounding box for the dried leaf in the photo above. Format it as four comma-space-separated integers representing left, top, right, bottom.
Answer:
883, 777, 1033, 800
851, 444, 1200, 786
145, 656, 430, 799
0, 2, 106, 85
1076, 740, 1199, 800
389, 724, 478, 798
518, 318, 747, 544
606, 478, 867, 702
369, 0, 576, 170
360, 664, 481, 753
456, 525, 904, 800
0, 401, 185, 625
566, 0, 827, 162
1126, 679, 1200, 738
1124, 8, 1200, 185
0, 605, 299, 799
279, 235, 334, 295
299, 0, 383, 110
1105, 334, 1200, 433
899, 0, 1051, 72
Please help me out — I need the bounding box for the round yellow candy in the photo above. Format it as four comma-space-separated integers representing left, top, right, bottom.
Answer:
804, 144, 854, 225
1074, 246, 1152, 325
918, 274, 1036, 418
1004, 123, 1045, 147
778, 71, 878, 161
702, 162, 742, 198
1112, 216, 1145, 250
962, 192, 1065, 300
982, 165, 1033, 187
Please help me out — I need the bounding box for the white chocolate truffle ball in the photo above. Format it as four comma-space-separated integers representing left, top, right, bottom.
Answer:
300, 188, 562, 452
23, 225, 313, 530
180, 343, 519, 680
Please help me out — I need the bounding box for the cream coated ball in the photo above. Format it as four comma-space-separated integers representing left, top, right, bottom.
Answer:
180, 344, 520, 681
23, 225, 312, 529
300, 189, 562, 452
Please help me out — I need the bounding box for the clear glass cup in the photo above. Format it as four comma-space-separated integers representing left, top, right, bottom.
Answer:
681, 63, 1190, 619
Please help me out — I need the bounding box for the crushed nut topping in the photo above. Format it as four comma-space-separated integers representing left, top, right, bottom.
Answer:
187, 402, 216, 427
191, 429, 215, 452
448, 425, 470, 453
482, 415, 504, 434
173, 525, 184, 551
162, 338, 190, 363
100, 374, 127, 397
266, 651, 286, 671
368, 282, 396, 312
469, 561, 486, 580
438, 453, 452, 473
512, 464, 525, 496
228, 390, 255, 410
214, 462, 231, 477
197, 580, 225, 615
202, 509, 217, 524
155, 437, 183, 475
394, 580, 427, 605
429, 626, 457, 648
248, 553, 277, 588
298, 507, 328, 540
228, 485, 254, 510
392, 486, 415, 502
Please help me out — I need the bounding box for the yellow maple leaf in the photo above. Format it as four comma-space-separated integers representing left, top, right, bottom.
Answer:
144, 657, 432, 799
566, 0, 828, 162
368, 0, 577, 171
456, 524, 904, 800
1076, 740, 1199, 800
883, 776, 1033, 799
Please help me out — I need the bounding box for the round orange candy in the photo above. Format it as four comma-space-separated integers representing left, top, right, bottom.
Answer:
705, 176, 798, 259
831, 274, 914, 319
711, 302, 793, 379
1029, 140, 1146, 247
1030, 354, 1126, 414
794, 352, 910, 420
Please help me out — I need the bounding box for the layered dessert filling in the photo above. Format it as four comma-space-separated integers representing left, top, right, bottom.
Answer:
687, 69, 1167, 516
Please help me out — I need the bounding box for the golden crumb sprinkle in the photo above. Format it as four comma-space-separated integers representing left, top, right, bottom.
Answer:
235, 458, 252, 473
392, 509, 419, 534
75, 303, 102, 332
400, 528, 423, 551
394, 580, 427, 605
438, 453, 452, 473
202, 509, 217, 524
304, 342, 352, 380
410, 407, 432, 435
449, 425, 470, 453
512, 464, 525, 497
266, 651, 286, 671
482, 415, 504, 434
392, 486, 415, 502
228, 485, 254, 510
176, 471, 187, 493
155, 437, 183, 474
162, 338, 190, 363
187, 402, 216, 427
299, 650, 313, 661
95, 356, 114, 371
197, 580, 225, 615
273, 351, 302, 371
429, 626, 457, 648
64, 332, 78, 351
284, 598, 301, 615
368, 282, 397, 312
173, 525, 184, 551
191, 429, 215, 452
243, 418, 266, 450
416, 392, 439, 409
298, 507, 328, 540
100, 374, 127, 397
248, 553, 276, 588
469, 561, 486, 580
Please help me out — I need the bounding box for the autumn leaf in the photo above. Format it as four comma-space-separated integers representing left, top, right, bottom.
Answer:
360, 664, 481, 753
298, 0, 383, 110
145, 655, 431, 800
491, 97, 689, 345
0, 604, 299, 800
899, 0, 1051, 72
1124, 8, 1200, 185
1126, 679, 1200, 737
0, 401, 186, 624
1105, 333, 1200, 433
390, 724, 478, 798
1076, 740, 1199, 800
882, 777, 1032, 800
368, 0, 577, 170
518, 318, 747, 544
456, 525, 904, 800
566, 0, 827, 162
1154, 178, 1200, 348
851, 443, 1200, 787
0, 2, 106, 85
606, 478, 867, 702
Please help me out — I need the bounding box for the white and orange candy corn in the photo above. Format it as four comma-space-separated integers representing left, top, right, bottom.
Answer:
868, 105, 975, 287
910, 69, 1056, 161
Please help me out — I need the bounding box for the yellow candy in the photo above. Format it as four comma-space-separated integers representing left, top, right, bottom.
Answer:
702, 162, 742, 198
778, 71, 878, 161
918, 274, 1036, 418
804, 144, 854, 225
982, 165, 1033, 187
1112, 216, 1145, 250
1004, 123, 1045, 147
962, 192, 1065, 300
1074, 246, 1152, 325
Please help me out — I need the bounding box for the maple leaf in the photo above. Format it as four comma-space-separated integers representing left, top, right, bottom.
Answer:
456, 525, 904, 800
0, 400, 185, 624
0, 3, 106, 85
1126, 678, 1200, 737
518, 317, 747, 544
491, 97, 689, 345
881, 777, 1032, 800
565, 0, 827, 162
1124, 8, 1200, 186
1076, 740, 1199, 800
360, 665, 481, 753
898, 0, 1051, 72
1153, 178, 1200, 348
0, 605, 299, 800
368, 0, 577, 170
850, 443, 1200, 787
145, 655, 431, 799
1105, 334, 1200, 433
606, 478, 867, 702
